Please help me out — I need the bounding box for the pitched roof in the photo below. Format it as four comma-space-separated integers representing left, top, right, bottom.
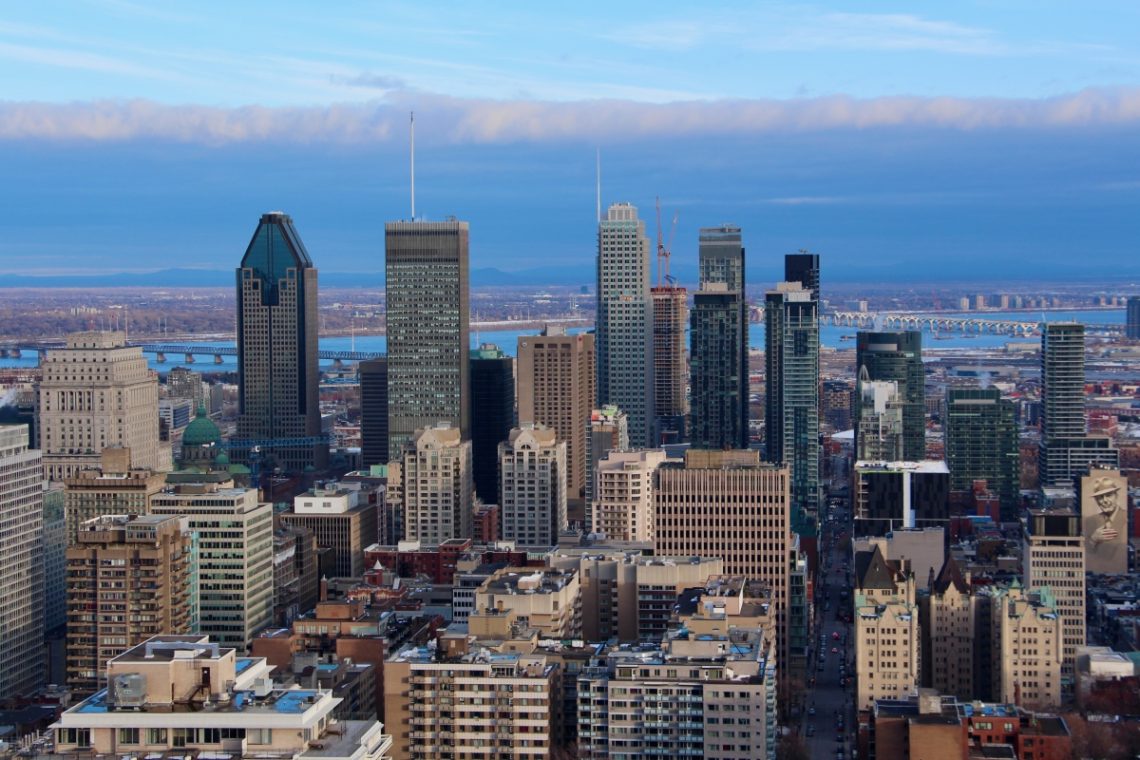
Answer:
931, 554, 970, 595
855, 544, 902, 591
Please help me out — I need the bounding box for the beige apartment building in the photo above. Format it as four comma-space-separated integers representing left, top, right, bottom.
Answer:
402, 423, 473, 544
854, 545, 920, 711
592, 449, 666, 541
517, 327, 596, 504
922, 555, 977, 700
65, 514, 194, 696
988, 583, 1063, 708
150, 483, 273, 652
1023, 510, 1085, 694
584, 405, 629, 514
469, 567, 582, 640
63, 447, 166, 544
38, 331, 171, 481
53, 635, 393, 760
498, 424, 567, 546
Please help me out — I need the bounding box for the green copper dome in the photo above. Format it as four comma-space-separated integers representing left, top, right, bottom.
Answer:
182, 405, 222, 448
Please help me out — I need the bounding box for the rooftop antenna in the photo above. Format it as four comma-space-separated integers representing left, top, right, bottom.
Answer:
595, 148, 601, 223
410, 111, 416, 220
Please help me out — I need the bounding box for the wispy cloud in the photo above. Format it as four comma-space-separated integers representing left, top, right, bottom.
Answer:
330, 72, 407, 90
2, 88, 1139, 145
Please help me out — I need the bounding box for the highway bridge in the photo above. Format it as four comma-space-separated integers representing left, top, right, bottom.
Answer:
0, 342, 383, 363
825, 312, 1123, 337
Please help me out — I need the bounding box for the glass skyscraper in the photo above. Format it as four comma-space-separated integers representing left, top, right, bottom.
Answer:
854, 331, 925, 461
696, 226, 749, 448
470, 343, 516, 504
945, 387, 1020, 517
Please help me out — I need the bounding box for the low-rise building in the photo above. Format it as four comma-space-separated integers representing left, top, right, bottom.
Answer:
470, 567, 582, 641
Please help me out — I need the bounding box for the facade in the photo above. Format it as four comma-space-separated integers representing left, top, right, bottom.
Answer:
596, 202, 654, 447
166, 367, 207, 409
1023, 510, 1085, 694
855, 374, 905, 461
43, 485, 67, 635
0, 424, 45, 697
38, 331, 169, 481
1077, 467, 1128, 574
764, 281, 820, 526
53, 635, 394, 760
591, 449, 666, 542
63, 448, 166, 544
784, 250, 820, 297
470, 344, 516, 504
854, 331, 925, 461
402, 423, 474, 544
584, 405, 628, 509
923, 555, 977, 700
358, 357, 388, 468
697, 226, 749, 448
65, 514, 194, 696
945, 387, 1020, 517
690, 284, 746, 449
989, 584, 1064, 707
470, 567, 582, 640
385, 220, 470, 456
150, 483, 274, 651
517, 327, 596, 504
280, 483, 378, 578
853, 545, 919, 711
1127, 295, 1140, 339
498, 425, 566, 546
854, 460, 949, 537
235, 212, 326, 472
651, 285, 688, 443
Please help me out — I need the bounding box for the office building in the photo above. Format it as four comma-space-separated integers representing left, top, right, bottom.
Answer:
1127, 295, 1140, 339
470, 343, 515, 504
854, 460, 949, 537
855, 373, 905, 461
470, 566, 582, 640
385, 219, 470, 456
0, 425, 45, 697
280, 482, 378, 578
65, 514, 194, 696
764, 281, 820, 526
402, 423, 473, 544
498, 424, 566, 546
518, 327, 595, 505
596, 202, 654, 447
235, 212, 326, 472
989, 584, 1064, 708
38, 331, 170, 481
272, 523, 319, 625
591, 449, 666, 542
52, 635, 394, 760
855, 331, 925, 461
166, 366, 207, 410
150, 483, 273, 652
43, 485, 67, 636
651, 285, 688, 443
945, 387, 1020, 517
854, 545, 919, 712
63, 448, 166, 544
585, 405, 628, 509
358, 357, 388, 468
1023, 510, 1085, 694
691, 284, 746, 448
697, 226, 749, 448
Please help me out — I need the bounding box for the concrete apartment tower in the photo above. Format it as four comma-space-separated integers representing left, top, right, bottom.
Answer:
855, 373, 905, 461
0, 425, 45, 697
38, 331, 170, 481
150, 483, 273, 652
651, 284, 688, 444
498, 424, 567, 546
63, 447, 166, 544
945, 387, 1020, 517
592, 449, 666, 542
65, 514, 194, 696
853, 545, 920, 712
1023, 510, 1085, 696
518, 327, 596, 505
596, 202, 654, 448
385, 219, 470, 456
402, 423, 473, 543
235, 212, 326, 472
855, 331, 925, 461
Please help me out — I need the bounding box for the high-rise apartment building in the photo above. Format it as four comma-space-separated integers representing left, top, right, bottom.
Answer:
150, 483, 273, 652
855, 373, 905, 461
0, 425, 45, 697
989, 584, 1063, 708
764, 281, 820, 526
518, 327, 596, 504
784, 250, 820, 299
855, 331, 925, 461
385, 220, 470, 456
853, 460, 949, 537
471, 343, 515, 504
166, 366, 207, 410
853, 545, 919, 711
235, 212, 326, 472
651, 285, 688, 443
592, 449, 666, 542
1127, 295, 1140, 339
697, 226, 749, 448
402, 423, 473, 544
585, 405, 628, 508
63, 448, 166, 544
358, 357, 388, 468
65, 514, 194, 696
280, 482, 378, 578
596, 203, 654, 447
498, 425, 566, 546
1023, 510, 1085, 695
38, 331, 170, 481
945, 387, 1020, 516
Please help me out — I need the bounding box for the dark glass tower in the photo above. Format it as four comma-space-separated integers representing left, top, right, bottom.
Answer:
784, 251, 820, 299
855, 331, 925, 461
945, 387, 1019, 517
385, 220, 470, 456
1128, 296, 1140, 340
470, 344, 515, 504
235, 212, 326, 472
359, 358, 388, 468
697, 226, 749, 447
690, 286, 744, 449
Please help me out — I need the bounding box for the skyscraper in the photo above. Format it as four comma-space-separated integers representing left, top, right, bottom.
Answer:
651, 285, 688, 443
784, 250, 820, 298
945, 387, 1020, 516
690, 284, 746, 448
1126, 295, 1140, 340
236, 212, 325, 472
386, 220, 470, 456
764, 281, 820, 526
855, 331, 926, 461
0, 425, 45, 697
470, 343, 515, 504
697, 225, 749, 446
359, 357, 388, 468
596, 203, 654, 448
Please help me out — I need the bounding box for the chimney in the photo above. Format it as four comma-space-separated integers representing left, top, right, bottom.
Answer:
320, 575, 329, 602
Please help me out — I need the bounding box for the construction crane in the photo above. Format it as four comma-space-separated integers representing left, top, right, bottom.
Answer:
654, 196, 679, 288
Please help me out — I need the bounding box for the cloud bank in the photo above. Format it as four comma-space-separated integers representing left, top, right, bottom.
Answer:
2, 88, 1140, 145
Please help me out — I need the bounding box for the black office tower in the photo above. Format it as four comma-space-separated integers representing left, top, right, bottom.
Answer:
236, 212, 326, 472
784, 251, 820, 299
696, 226, 749, 448
690, 287, 745, 449
470, 344, 515, 504
855, 331, 925, 461
359, 358, 388, 468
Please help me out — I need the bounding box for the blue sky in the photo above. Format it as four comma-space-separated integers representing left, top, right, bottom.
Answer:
2, 2, 1139, 282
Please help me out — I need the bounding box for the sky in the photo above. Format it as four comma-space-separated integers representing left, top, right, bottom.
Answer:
2, 1, 1140, 283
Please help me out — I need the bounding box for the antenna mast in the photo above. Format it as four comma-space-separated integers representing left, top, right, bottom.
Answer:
410, 112, 416, 220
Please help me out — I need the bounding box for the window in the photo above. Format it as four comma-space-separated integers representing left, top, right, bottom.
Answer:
146, 728, 167, 745
118, 728, 140, 745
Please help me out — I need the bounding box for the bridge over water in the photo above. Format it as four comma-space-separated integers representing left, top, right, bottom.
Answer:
825, 312, 1122, 337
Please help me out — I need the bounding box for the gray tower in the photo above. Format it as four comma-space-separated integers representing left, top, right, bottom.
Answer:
855, 331, 925, 461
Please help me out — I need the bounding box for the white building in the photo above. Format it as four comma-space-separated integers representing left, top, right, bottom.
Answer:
499, 424, 567, 546
592, 449, 666, 542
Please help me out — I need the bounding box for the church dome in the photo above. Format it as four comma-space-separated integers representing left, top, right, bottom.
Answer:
182, 404, 222, 448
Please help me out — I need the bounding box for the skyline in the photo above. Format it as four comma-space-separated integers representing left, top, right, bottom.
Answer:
1, 3, 1139, 280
